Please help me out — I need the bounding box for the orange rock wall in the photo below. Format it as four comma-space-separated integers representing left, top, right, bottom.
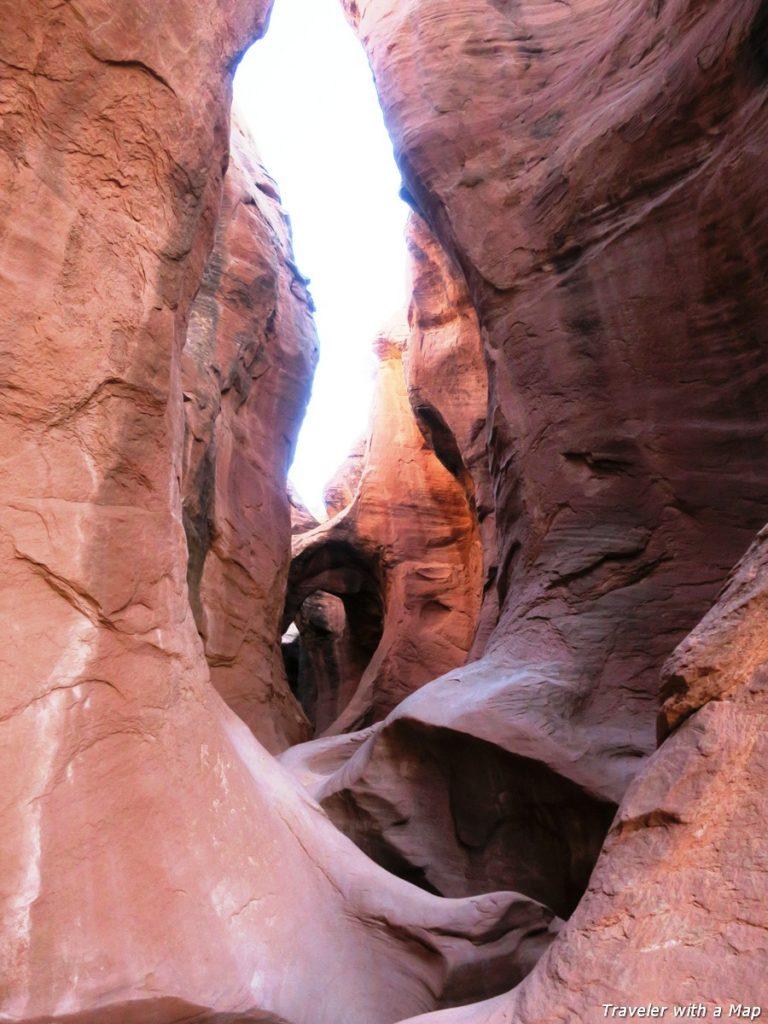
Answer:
3, 0, 768, 1020
405, 211, 498, 656
343, 0, 768, 795
287, 323, 483, 734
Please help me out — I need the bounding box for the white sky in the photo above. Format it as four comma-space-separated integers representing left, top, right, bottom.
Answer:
234, 0, 409, 517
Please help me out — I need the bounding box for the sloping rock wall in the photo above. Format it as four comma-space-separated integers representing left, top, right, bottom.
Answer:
3, 0, 768, 1019
181, 115, 315, 752
397, 530, 768, 1022
404, 211, 498, 656
0, 3, 557, 1020
341, 0, 768, 804
316, 0, 768, 1016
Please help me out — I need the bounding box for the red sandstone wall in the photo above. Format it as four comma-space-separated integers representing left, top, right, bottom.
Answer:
181, 115, 315, 752
287, 321, 483, 734
318, 0, 768, 1016
0, 4, 555, 1020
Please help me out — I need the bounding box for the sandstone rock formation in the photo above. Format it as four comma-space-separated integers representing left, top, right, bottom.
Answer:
659, 524, 768, 739
341, 0, 768, 820
284, 589, 372, 731
285, 263, 491, 736
3, 0, 768, 1019
182, 115, 316, 752
288, 482, 320, 534
284, 319, 483, 735
305, 0, 768, 921
0, 2, 558, 1020
395, 529, 768, 1022
405, 211, 498, 657
286, 665, 618, 917
323, 433, 366, 517
303, 0, 768, 1014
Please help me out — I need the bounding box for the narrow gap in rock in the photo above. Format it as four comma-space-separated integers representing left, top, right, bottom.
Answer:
234, 0, 410, 517
234, 0, 415, 734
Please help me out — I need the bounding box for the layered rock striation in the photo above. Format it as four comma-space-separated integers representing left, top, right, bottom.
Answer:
0, 2, 554, 1021
339, 0, 768, 813
2, 0, 768, 1020
313, 0, 768, 1015
285, 319, 483, 735
397, 531, 768, 1021
405, 211, 498, 657
182, 114, 316, 752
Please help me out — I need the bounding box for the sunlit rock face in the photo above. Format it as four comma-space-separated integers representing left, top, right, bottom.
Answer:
288, 482, 320, 534
404, 211, 498, 658
287, 589, 372, 732
283, 208, 618, 914
285, 321, 483, 735
0, 3, 559, 1021
323, 433, 366, 517
324, 0, 768, 1016
181, 114, 316, 753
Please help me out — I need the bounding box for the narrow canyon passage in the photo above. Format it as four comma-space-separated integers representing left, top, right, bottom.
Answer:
1, 1, 767, 1023
234, 0, 410, 513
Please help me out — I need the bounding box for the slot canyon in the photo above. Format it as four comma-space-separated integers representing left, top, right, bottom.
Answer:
1, 1, 767, 1022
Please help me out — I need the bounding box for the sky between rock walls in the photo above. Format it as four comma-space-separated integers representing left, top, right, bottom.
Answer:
234, 0, 410, 518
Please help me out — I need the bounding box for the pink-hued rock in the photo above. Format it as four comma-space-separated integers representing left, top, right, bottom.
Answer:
0, 682, 559, 1022
659, 524, 768, 739
289, 589, 371, 732
285, 659, 617, 917
395, 530, 768, 1022
342, 0, 768, 802
318, 0, 768, 1013
286, 320, 483, 735
0, 3, 556, 1020
181, 114, 315, 752
5, 0, 768, 1016
405, 211, 498, 657
286, 227, 492, 736
288, 482, 320, 535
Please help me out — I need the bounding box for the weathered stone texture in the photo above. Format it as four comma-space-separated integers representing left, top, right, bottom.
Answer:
181, 115, 316, 752
3, 0, 768, 1019
325, 0, 768, 1017
285, 320, 483, 735
405, 211, 498, 657
0, 3, 553, 1021
340, 0, 768, 802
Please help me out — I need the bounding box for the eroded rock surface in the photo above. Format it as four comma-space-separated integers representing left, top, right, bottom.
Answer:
182, 115, 316, 752
285, 321, 483, 735
321, 717, 616, 917
0, 3, 556, 1021
288, 483, 320, 535
342, 0, 768, 795
659, 524, 768, 738
396, 529, 768, 1022
287, 589, 373, 732
405, 212, 498, 657
3, 0, 768, 1018
313, 0, 768, 1014
309, 0, 768, 860
323, 434, 366, 518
